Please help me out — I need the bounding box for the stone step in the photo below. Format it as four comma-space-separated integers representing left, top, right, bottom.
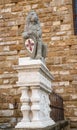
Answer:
0, 120, 70, 130
71, 129, 77, 130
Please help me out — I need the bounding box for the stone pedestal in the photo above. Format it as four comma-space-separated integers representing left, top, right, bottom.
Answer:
14, 57, 55, 128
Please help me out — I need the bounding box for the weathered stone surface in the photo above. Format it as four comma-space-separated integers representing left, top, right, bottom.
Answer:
22, 10, 47, 60
14, 58, 55, 128
0, 0, 76, 129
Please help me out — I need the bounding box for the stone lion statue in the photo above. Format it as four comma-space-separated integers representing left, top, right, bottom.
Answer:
22, 10, 47, 60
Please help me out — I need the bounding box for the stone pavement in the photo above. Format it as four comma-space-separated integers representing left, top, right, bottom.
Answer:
71, 129, 77, 130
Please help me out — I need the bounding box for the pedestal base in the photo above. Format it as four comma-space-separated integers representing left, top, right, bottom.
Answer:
14, 57, 55, 128
15, 119, 55, 128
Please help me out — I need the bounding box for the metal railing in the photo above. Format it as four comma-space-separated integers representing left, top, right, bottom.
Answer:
50, 91, 64, 122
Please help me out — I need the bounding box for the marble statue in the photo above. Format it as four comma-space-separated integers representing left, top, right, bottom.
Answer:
22, 10, 47, 60
14, 11, 55, 129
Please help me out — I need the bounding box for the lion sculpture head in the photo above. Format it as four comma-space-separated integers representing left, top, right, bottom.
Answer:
26, 10, 39, 25
24, 10, 42, 38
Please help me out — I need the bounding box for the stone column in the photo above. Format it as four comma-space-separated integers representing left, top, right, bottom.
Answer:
31, 87, 40, 122
20, 87, 30, 122
14, 57, 55, 128
15, 87, 31, 128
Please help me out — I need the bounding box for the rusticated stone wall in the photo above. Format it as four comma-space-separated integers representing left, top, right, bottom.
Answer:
0, 0, 77, 128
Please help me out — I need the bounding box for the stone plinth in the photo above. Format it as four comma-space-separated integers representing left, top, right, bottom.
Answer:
0, 120, 70, 130
14, 57, 55, 128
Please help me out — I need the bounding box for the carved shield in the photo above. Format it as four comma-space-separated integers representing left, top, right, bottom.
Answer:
25, 37, 37, 58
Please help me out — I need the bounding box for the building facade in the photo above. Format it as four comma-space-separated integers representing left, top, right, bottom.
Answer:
0, 0, 77, 128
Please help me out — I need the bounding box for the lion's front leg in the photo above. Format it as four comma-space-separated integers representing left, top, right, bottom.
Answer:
35, 41, 42, 59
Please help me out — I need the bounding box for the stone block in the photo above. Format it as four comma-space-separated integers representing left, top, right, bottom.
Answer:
61, 24, 71, 31
1, 8, 11, 13
53, 21, 60, 26
0, 110, 14, 117
51, 36, 60, 41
